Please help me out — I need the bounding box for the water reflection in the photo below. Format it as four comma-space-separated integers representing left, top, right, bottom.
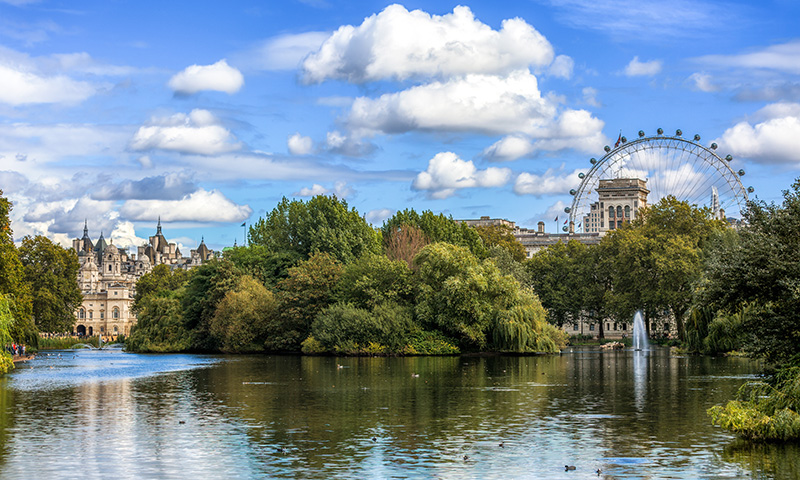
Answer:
0, 348, 793, 479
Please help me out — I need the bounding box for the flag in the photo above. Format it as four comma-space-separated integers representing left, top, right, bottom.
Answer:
240, 222, 246, 227
564, 219, 568, 225
614, 132, 622, 148
578, 222, 582, 228
554, 215, 558, 222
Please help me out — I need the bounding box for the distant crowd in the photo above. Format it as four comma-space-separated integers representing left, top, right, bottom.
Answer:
5, 343, 26, 356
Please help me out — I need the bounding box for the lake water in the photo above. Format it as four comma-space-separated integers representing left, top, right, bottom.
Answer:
1, 347, 797, 479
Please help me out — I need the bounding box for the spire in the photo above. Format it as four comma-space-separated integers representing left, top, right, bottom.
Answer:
157, 216, 162, 235
83, 219, 89, 236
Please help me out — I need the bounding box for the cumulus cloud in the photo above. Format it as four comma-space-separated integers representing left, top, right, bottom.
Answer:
513, 168, 580, 196
717, 102, 800, 164
624, 56, 662, 76
482, 136, 535, 162
120, 188, 252, 223
294, 180, 354, 198
109, 220, 148, 252
168, 59, 244, 95
287, 133, 313, 155
548, 55, 574, 79
412, 152, 511, 199
366, 208, 394, 225
0, 63, 96, 105
347, 70, 557, 136
324, 130, 377, 156
130, 109, 241, 155
582, 86, 601, 107
302, 4, 554, 83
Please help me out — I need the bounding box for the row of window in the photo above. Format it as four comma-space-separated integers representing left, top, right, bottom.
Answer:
77, 307, 121, 320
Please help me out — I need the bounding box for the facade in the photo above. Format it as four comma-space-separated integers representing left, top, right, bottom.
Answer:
583, 178, 649, 233
72, 220, 214, 337
560, 314, 676, 340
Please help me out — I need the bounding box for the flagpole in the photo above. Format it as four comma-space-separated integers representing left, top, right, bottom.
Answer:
242, 222, 247, 247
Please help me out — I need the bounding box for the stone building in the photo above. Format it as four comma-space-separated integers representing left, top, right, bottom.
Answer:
582, 178, 649, 233
72, 220, 214, 337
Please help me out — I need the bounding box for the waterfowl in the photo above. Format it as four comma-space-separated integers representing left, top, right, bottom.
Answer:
565, 465, 576, 471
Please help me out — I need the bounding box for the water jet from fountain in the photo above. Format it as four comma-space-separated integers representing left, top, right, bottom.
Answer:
633, 311, 649, 351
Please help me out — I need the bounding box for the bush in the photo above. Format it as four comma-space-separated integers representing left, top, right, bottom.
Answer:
311, 302, 414, 353
0, 352, 12, 374
402, 330, 460, 355
126, 295, 191, 353
210, 275, 278, 353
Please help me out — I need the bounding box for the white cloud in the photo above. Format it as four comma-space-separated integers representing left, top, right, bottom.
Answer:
688, 72, 720, 92
482, 136, 535, 162
324, 130, 376, 156
168, 59, 244, 95
412, 152, 511, 199
624, 56, 662, 77
694, 40, 800, 75
513, 168, 580, 196
120, 188, 252, 223
366, 208, 393, 225
237, 32, 329, 71
294, 180, 354, 198
717, 102, 800, 164
302, 4, 554, 83
548, 54, 574, 79
109, 220, 148, 252
582, 86, 601, 107
0, 63, 96, 105
347, 70, 557, 136
130, 109, 242, 155
287, 133, 313, 155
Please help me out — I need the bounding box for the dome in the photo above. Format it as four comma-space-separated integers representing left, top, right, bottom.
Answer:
106, 244, 119, 255
81, 259, 98, 272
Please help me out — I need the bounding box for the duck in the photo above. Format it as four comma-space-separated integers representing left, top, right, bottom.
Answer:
498, 441, 505, 448
565, 465, 576, 471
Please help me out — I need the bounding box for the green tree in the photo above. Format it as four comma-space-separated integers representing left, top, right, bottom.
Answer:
222, 245, 301, 287
0, 191, 35, 346
249, 195, 381, 264
181, 259, 242, 351
133, 264, 188, 311
526, 240, 588, 328
126, 293, 191, 353
474, 224, 526, 262
211, 275, 279, 353
335, 254, 413, 310
382, 209, 486, 258
18, 235, 82, 333
0, 295, 14, 373
702, 179, 800, 364
271, 252, 343, 351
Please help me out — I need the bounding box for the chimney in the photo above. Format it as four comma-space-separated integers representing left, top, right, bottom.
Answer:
569, 221, 575, 234
537, 221, 545, 234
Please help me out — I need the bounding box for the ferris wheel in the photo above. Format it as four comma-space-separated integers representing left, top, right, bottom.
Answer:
565, 128, 752, 231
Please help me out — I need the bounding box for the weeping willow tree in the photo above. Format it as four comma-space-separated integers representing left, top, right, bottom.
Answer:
0, 295, 14, 374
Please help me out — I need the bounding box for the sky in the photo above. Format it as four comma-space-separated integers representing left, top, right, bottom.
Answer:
1, 0, 799, 254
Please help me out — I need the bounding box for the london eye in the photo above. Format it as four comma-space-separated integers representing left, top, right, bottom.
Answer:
565, 129, 752, 231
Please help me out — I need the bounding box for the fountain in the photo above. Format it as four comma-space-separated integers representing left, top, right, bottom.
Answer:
632, 311, 649, 351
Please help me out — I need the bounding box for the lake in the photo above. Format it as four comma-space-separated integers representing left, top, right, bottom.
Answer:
1, 347, 797, 479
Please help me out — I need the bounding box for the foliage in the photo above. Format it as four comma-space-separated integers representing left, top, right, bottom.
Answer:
37, 336, 99, 350
311, 302, 415, 354
709, 364, 800, 441
0, 191, 35, 346
210, 275, 278, 353
126, 293, 192, 353
181, 259, 242, 351
526, 240, 589, 327
335, 254, 413, 309
474, 224, 527, 262
223, 245, 302, 287
271, 252, 343, 351
249, 195, 381, 264
0, 295, 14, 374
133, 264, 188, 312
486, 246, 529, 285
18, 236, 82, 333
702, 179, 800, 365
401, 329, 460, 355
382, 209, 486, 258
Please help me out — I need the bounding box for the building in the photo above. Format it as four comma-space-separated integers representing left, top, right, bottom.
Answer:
583, 178, 649, 233
72, 220, 214, 337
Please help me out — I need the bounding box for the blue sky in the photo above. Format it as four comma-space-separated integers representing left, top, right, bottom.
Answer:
1, 0, 799, 253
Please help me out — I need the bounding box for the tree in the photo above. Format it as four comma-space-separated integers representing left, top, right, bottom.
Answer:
181, 259, 242, 351
526, 240, 588, 328
248, 195, 381, 264
222, 245, 301, 287
0, 191, 35, 345
335, 254, 413, 310
383, 224, 429, 267
126, 293, 191, 353
18, 236, 82, 333
381, 209, 486, 258
133, 264, 189, 311
702, 179, 800, 364
271, 252, 343, 351
211, 275, 278, 353
474, 224, 526, 262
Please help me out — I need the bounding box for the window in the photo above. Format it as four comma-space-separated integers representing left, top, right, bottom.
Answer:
606, 323, 610, 331
100, 326, 104, 333
589, 324, 595, 331
613, 322, 618, 331
622, 323, 627, 331
625, 205, 631, 217
100, 311, 104, 319
113, 326, 118, 333
113, 308, 119, 319
616, 206, 623, 218
573, 323, 578, 331
108, 265, 112, 272
79, 309, 85, 319
608, 206, 614, 218
89, 311, 93, 319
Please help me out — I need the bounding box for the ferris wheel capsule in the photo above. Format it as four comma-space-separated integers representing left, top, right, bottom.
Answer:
657, 128, 664, 135
564, 207, 571, 213
747, 186, 755, 193
562, 226, 568, 232
578, 172, 585, 179
725, 155, 733, 161
676, 129, 683, 136
621, 136, 627, 143
693, 134, 701, 141
711, 143, 718, 150
590, 158, 597, 164
604, 145, 611, 152
738, 169, 745, 176
638, 130, 645, 137
569, 189, 577, 195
